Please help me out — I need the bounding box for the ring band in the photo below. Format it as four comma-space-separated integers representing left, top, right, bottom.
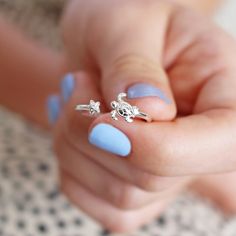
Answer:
110, 93, 152, 123
135, 111, 152, 123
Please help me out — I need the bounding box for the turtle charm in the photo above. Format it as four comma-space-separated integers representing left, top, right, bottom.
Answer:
110, 93, 140, 123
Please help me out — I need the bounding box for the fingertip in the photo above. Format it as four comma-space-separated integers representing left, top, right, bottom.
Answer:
61, 73, 75, 103
129, 96, 177, 121
88, 122, 132, 157
47, 95, 61, 124
127, 83, 172, 104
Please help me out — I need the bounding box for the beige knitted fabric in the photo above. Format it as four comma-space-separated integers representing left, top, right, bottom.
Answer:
0, 0, 66, 49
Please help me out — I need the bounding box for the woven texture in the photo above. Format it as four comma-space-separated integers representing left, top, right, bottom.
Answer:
0, 0, 65, 49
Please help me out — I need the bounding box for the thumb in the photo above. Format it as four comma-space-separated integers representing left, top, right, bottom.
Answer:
101, 55, 176, 121
96, 3, 176, 121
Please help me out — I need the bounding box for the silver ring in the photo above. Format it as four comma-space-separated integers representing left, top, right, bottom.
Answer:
75, 100, 101, 116
110, 93, 152, 123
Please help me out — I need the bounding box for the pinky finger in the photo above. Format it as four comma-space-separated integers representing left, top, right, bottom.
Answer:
60, 169, 178, 233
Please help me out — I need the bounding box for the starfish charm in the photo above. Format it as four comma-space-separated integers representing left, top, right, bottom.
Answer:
75, 100, 101, 116
89, 100, 100, 115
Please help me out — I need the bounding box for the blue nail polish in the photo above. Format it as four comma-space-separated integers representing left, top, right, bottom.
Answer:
47, 95, 61, 124
127, 83, 171, 104
61, 74, 75, 102
89, 123, 131, 157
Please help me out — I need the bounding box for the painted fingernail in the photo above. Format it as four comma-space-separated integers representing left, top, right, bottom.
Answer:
47, 95, 61, 124
61, 73, 75, 102
89, 123, 131, 157
127, 83, 171, 104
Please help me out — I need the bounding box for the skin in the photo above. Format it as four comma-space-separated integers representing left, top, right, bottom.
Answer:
0, 18, 67, 125
0, 0, 219, 126
0, 0, 235, 233
176, 0, 222, 13
55, 0, 236, 232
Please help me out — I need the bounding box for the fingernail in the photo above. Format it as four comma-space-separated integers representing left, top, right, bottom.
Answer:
61, 73, 75, 102
89, 123, 131, 157
127, 83, 171, 104
47, 95, 61, 124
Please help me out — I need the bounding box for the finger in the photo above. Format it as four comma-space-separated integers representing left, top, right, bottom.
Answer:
58, 72, 186, 191
90, 1, 176, 121
61, 169, 180, 233
164, 10, 236, 115
56, 132, 191, 209
89, 107, 236, 177
58, 71, 103, 127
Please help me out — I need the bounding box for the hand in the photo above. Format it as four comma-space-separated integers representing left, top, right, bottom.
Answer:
52, 0, 236, 232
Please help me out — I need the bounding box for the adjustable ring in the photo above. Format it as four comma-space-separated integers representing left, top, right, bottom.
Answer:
75, 100, 101, 116
110, 93, 152, 123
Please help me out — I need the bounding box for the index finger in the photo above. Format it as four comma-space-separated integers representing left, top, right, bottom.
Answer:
89, 108, 236, 177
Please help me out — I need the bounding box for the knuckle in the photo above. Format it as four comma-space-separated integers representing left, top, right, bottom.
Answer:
193, 30, 232, 68
109, 183, 139, 210
104, 212, 135, 233
106, 53, 165, 82
197, 36, 223, 60
135, 172, 158, 191
135, 172, 168, 192
113, 53, 162, 73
